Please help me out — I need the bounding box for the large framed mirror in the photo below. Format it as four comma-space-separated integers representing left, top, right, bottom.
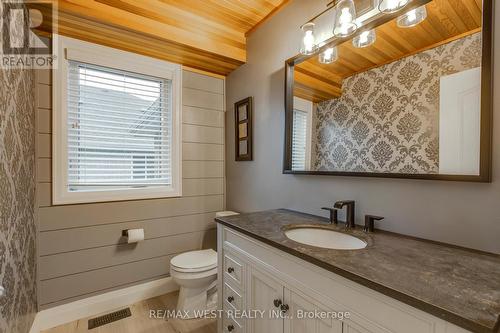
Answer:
284, 0, 493, 182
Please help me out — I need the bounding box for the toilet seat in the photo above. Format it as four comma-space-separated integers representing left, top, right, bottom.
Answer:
170, 249, 217, 273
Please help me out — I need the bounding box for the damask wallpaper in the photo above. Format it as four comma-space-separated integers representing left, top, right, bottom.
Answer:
0, 3, 38, 333
312, 33, 482, 173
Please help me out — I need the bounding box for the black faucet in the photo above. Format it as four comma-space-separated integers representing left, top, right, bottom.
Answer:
334, 200, 355, 229
321, 207, 338, 224
364, 215, 384, 233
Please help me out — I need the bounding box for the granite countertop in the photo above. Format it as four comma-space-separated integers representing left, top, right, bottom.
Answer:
215, 209, 500, 333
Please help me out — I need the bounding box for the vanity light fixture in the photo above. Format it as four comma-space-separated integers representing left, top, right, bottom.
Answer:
300, 22, 317, 55
333, 0, 357, 37
378, 0, 410, 13
353, 29, 376, 48
318, 47, 338, 64
397, 5, 427, 28
299, 0, 422, 55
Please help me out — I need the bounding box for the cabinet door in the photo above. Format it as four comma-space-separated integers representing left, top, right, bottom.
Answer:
284, 289, 342, 333
246, 266, 284, 333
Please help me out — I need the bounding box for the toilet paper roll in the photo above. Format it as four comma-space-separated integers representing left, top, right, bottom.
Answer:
126, 228, 144, 244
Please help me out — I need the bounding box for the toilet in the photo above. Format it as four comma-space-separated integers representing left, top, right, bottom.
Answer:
170, 211, 239, 318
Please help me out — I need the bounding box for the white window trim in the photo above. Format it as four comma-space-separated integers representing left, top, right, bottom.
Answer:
53, 35, 182, 205
293, 96, 313, 170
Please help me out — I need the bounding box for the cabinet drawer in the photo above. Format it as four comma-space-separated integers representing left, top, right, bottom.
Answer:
224, 282, 243, 311
223, 252, 245, 288
223, 316, 244, 333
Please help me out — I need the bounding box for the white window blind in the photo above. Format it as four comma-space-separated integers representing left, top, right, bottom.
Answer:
67, 61, 172, 191
292, 109, 308, 170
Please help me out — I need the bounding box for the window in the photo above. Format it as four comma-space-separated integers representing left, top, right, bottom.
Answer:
54, 36, 181, 204
291, 97, 313, 171
67, 62, 170, 189
292, 109, 308, 170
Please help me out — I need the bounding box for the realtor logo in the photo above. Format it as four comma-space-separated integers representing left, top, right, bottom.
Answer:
1, 0, 56, 68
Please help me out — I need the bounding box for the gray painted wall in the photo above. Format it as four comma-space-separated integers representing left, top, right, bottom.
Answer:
36, 69, 225, 309
225, 0, 500, 254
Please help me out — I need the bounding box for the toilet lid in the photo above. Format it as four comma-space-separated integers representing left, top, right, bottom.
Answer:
171, 249, 217, 272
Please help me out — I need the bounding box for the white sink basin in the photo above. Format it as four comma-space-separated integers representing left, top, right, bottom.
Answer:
284, 227, 367, 250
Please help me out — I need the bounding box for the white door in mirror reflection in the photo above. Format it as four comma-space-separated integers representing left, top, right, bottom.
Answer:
439, 67, 481, 175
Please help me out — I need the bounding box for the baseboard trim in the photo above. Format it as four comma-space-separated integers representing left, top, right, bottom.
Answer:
30, 276, 178, 333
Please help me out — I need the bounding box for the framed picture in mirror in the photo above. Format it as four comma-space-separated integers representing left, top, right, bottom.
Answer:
235, 97, 253, 161
284, 0, 493, 182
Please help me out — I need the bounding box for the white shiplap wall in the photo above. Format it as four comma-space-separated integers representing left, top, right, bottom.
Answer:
36, 69, 225, 309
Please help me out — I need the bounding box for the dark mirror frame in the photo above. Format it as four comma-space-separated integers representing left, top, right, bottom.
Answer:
284, 0, 493, 182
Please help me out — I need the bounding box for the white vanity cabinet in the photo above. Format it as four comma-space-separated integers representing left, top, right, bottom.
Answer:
217, 224, 472, 333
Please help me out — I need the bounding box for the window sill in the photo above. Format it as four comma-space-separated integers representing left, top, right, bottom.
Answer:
51, 186, 182, 205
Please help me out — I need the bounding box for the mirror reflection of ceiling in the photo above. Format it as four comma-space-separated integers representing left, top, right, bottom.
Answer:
294, 0, 482, 103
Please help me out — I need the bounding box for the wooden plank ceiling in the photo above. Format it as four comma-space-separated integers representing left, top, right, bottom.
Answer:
33, 0, 289, 76
295, 0, 482, 103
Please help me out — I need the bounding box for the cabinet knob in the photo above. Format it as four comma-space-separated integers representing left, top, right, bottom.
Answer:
227, 296, 234, 303
273, 299, 282, 308
280, 304, 289, 313
227, 267, 234, 273
227, 324, 235, 332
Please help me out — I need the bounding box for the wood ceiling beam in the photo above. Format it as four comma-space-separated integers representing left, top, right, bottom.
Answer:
294, 84, 337, 104
295, 62, 343, 86
32, 3, 243, 76
36, 0, 290, 76
294, 70, 342, 101
96, 0, 246, 47
59, 0, 247, 62
159, 0, 257, 32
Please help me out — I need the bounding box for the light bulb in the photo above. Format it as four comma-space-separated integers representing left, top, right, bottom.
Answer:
378, 0, 410, 13
318, 47, 338, 64
339, 8, 352, 25
406, 9, 417, 23
352, 29, 376, 48
300, 22, 317, 55
338, 9, 352, 36
397, 5, 427, 28
323, 48, 334, 61
359, 31, 369, 44
333, 0, 357, 37
304, 31, 314, 53
386, 0, 400, 11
